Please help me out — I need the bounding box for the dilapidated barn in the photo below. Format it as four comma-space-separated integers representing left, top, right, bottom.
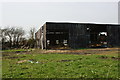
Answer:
35, 22, 120, 49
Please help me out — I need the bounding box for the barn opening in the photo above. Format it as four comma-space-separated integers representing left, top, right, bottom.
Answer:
46, 29, 69, 49
88, 26, 108, 48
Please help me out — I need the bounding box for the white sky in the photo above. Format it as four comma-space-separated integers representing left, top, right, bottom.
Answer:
118, 1, 120, 24
0, 0, 119, 2
0, 0, 119, 36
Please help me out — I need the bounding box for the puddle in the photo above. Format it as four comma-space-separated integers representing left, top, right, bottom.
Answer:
99, 56, 108, 59
59, 60, 72, 62
7, 56, 19, 59
3, 54, 10, 57
58, 58, 82, 62
55, 52, 91, 55
5, 56, 26, 59
111, 57, 120, 60
98, 56, 120, 60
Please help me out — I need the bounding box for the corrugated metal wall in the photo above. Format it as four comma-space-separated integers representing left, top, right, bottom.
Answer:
46, 23, 89, 49
69, 24, 88, 48
36, 22, 120, 49
107, 25, 120, 47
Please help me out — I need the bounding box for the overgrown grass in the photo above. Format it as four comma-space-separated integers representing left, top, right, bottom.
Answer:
2, 49, 119, 78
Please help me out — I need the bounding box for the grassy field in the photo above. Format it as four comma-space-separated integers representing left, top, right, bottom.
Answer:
2, 48, 119, 78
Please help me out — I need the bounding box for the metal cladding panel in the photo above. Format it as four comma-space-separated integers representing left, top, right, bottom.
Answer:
107, 25, 120, 47
69, 24, 88, 48
46, 23, 69, 30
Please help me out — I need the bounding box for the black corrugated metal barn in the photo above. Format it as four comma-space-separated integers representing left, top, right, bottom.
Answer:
35, 22, 120, 49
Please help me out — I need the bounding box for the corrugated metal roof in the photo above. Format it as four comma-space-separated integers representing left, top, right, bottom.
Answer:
46, 22, 120, 26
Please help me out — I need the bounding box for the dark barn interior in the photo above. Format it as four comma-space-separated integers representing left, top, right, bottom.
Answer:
35, 22, 120, 49
46, 28, 69, 48
46, 23, 69, 49
88, 25, 108, 48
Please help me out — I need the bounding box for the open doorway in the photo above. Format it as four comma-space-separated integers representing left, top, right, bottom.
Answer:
89, 25, 108, 48
46, 29, 69, 49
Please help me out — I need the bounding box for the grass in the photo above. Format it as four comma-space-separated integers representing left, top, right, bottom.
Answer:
1, 49, 33, 52
2, 48, 119, 78
2, 49, 26, 52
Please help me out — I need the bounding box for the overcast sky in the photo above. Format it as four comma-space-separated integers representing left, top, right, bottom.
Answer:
0, 0, 119, 36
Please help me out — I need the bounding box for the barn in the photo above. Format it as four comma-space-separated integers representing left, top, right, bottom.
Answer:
35, 22, 120, 49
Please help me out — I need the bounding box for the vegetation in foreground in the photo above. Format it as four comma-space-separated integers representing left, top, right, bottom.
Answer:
2, 48, 119, 78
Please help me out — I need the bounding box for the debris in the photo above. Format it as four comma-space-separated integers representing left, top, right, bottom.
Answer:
28, 60, 39, 63
17, 60, 27, 63
17, 59, 40, 64
36, 61, 39, 63
28, 60, 34, 63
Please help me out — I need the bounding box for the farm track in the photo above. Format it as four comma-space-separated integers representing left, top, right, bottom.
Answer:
34, 48, 119, 55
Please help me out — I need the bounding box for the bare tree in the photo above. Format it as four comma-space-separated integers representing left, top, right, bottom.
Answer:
29, 27, 35, 39
15, 28, 25, 47
2, 27, 25, 48
28, 27, 36, 48
0, 28, 2, 50
4, 27, 15, 48
1, 28, 7, 43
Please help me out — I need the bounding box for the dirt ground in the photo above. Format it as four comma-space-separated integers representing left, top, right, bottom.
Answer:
33, 48, 119, 55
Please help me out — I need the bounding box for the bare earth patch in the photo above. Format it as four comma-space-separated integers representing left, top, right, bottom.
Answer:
17, 60, 27, 63
38, 48, 119, 55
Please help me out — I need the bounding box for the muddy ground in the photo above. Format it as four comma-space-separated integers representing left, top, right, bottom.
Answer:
34, 48, 119, 55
